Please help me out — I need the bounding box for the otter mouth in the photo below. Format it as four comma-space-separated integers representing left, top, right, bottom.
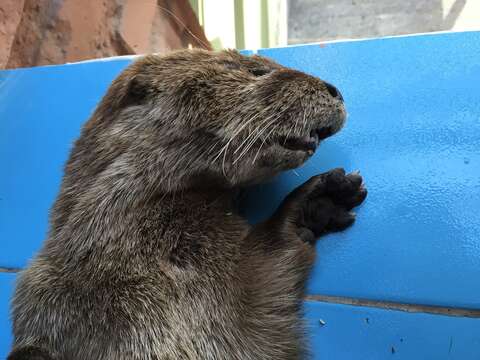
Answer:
278, 126, 335, 154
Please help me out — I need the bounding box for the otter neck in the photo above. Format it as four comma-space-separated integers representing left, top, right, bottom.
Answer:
162, 186, 239, 213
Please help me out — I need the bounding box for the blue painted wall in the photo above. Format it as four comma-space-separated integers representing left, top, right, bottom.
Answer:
244, 31, 480, 308
0, 59, 132, 269
1, 32, 480, 358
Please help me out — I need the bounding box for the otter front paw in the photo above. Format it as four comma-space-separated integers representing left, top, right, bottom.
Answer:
279, 168, 367, 244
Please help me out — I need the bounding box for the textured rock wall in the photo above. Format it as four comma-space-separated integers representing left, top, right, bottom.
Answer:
0, 0, 25, 68
1, 0, 210, 69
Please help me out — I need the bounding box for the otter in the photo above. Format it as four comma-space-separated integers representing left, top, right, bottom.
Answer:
8, 49, 366, 360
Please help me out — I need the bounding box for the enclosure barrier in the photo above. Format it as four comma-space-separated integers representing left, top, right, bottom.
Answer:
1, 31, 480, 359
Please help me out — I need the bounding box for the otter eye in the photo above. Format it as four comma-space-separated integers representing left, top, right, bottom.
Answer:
224, 61, 241, 70
249, 68, 271, 77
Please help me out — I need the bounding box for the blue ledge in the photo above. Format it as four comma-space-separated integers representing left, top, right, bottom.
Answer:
305, 300, 480, 360
0, 273, 15, 359
1, 274, 479, 359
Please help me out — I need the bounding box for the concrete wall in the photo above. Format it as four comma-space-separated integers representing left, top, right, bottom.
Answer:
288, 0, 479, 44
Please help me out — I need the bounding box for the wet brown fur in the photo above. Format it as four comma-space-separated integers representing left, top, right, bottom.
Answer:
9, 49, 366, 359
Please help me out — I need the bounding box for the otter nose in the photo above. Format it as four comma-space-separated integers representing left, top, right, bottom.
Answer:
324, 82, 343, 101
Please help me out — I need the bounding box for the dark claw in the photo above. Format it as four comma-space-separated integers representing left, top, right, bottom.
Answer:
346, 172, 363, 189
338, 186, 368, 210
296, 227, 316, 245
327, 210, 356, 232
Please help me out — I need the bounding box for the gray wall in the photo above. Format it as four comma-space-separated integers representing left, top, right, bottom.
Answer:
288, 0, 468, 44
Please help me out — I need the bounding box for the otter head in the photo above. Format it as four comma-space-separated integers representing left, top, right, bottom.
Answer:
85, 49, 346, 193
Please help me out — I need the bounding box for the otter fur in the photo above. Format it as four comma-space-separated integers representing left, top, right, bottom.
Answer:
9, 49, 366, 360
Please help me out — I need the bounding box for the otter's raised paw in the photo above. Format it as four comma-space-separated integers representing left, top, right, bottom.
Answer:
279, 168, 367, 244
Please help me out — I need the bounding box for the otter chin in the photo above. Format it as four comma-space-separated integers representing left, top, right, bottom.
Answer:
8, 49, 365, 360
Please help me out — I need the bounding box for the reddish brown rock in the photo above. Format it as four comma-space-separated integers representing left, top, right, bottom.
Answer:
0, 0, 25, 68
1, 0, 210, 69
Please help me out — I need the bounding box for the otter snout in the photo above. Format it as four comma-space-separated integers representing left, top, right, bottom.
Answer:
313, 126, 336, 140
267, 69, 343, 102
316, 79, 346, 137
323, 81, 344, 102
248, 67, 347, 158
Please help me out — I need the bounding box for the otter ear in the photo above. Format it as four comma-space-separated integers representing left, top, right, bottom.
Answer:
88, 72, 149, 129
120, 76, 148, 108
